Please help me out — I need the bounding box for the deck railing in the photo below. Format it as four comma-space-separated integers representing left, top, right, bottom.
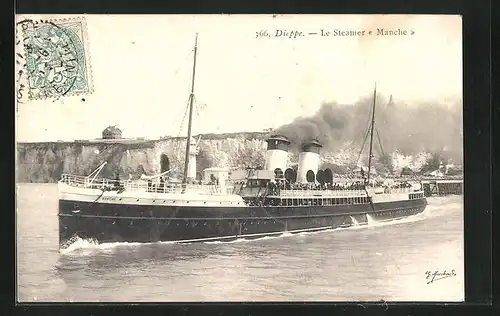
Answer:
59, 174, 421, 197
391, 187, 415, 193
278, 189, 367, 197
274, 186, 418, 197
59, 174, 233, 195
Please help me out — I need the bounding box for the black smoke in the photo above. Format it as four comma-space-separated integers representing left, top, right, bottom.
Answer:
275, 94, 463, 164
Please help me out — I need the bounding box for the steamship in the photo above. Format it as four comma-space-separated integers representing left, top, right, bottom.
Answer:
58, 34, 427, 249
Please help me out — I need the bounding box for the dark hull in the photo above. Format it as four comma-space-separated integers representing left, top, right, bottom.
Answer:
58, 198, 427, 248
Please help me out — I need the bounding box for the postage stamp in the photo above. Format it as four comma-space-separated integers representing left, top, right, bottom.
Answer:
16, 17, 93, 102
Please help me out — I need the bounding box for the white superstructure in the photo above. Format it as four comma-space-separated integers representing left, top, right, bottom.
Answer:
263, 135, 291, 175
296, 139, 323, 183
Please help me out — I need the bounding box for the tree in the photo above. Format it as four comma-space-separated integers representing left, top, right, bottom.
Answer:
420, 152, 445, 174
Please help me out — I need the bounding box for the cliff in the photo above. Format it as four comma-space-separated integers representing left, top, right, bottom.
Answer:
16, 132, 445, 183
16, 133, 268, 183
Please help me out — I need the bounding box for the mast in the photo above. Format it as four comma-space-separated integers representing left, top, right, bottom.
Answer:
366, 83, 377, 184
183, 33, 198, 184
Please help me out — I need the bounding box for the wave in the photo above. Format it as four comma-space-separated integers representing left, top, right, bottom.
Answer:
59, 237, 162, 256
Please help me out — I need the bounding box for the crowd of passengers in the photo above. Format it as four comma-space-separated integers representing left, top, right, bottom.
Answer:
142, 175, 413, 193
265, 180, 413, 192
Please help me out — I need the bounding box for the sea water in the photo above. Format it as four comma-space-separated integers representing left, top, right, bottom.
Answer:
16, 183, 464, 302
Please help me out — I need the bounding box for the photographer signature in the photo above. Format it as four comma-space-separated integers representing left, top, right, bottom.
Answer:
425, 269, 457, 284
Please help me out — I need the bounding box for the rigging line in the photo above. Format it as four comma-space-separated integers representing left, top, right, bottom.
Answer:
193, 96, 209, 118
355, 123, 371, 167
193, 95, 201, 117
177, 95, 192, 137
348, 103, 375, 149
173, 105, 188, 157
163, 49, 195, 142
350, 102, 376, 168
166, 93, 191, 140
375, 126, 385, 156
173, 95, 193, 159
358, 125, 371, 162
159, 50, 195, 137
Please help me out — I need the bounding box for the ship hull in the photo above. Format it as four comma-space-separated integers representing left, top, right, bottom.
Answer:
58, 198, 427, 248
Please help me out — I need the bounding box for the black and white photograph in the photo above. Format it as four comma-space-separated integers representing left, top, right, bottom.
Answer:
15, 14, 463, 302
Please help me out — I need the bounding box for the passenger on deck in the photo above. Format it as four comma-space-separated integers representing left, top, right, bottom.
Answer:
113, 173, 121, 188
157, 176, 165, 192
209, 174, 216, 185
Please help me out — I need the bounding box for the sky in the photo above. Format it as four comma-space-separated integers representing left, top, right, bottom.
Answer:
15, 14, 462, 142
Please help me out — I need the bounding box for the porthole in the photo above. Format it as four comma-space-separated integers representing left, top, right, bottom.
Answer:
163, 200, 166, 203
136, 199, 139, 202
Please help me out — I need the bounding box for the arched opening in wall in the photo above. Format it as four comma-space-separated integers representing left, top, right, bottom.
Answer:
324, 168, 333, 184
284, 168, 296, 183
160, 154, 170, 173
274, 168, 284, 179
306, 170, 315, 183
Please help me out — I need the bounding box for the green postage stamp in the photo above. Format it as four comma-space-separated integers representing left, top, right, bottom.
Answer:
16, 17, 93, 101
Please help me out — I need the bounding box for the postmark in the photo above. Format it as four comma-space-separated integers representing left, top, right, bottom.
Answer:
16, 17, 93, 102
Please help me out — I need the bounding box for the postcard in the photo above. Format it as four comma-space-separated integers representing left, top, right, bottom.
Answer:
15, 14, 463, 302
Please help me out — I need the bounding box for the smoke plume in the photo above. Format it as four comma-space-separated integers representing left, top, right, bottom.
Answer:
275, 94, 463, 164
